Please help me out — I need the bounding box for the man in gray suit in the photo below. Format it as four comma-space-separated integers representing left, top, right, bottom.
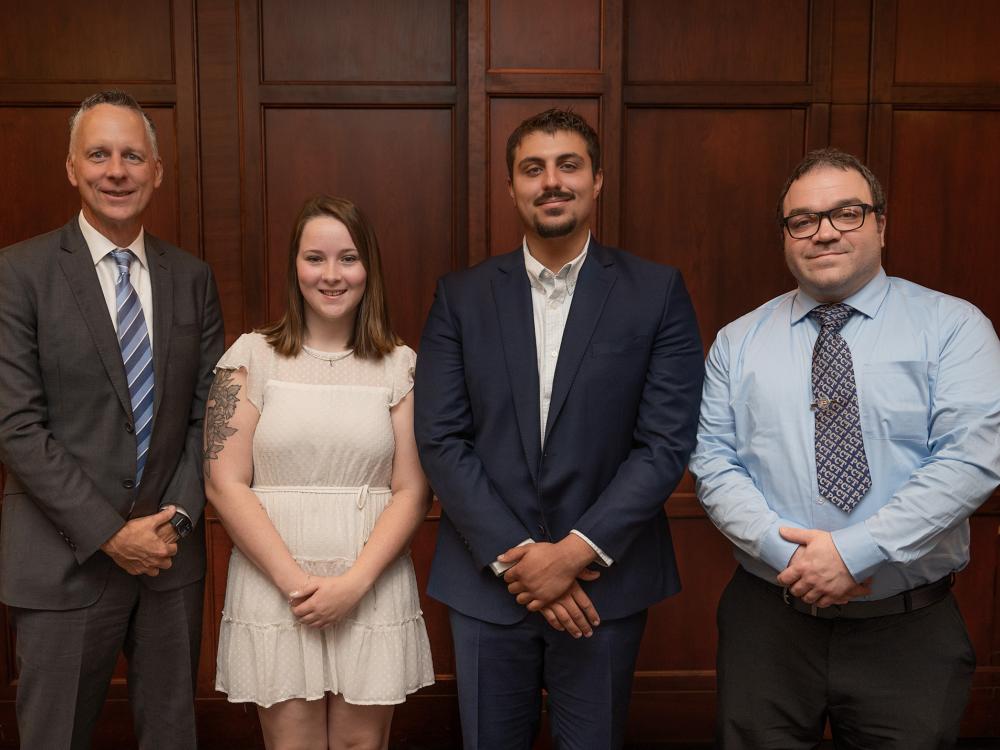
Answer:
0, 91, 223, 748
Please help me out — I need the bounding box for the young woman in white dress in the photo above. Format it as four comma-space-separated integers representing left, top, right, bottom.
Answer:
205, 195, 433, 749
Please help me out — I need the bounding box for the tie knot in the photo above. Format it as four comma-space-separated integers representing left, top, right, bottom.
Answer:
110, 249, 134, 276
810, 303, 853, 333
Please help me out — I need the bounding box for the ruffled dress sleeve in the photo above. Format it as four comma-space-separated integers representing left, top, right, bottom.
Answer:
215, 332, 271, 411
387, 344, 417, 408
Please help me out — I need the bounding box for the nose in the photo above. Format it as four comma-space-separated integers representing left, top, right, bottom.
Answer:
321, 259, 340, 281
813, 214, 841, 242
541, 165, 561, 190
106, 153, 126, 179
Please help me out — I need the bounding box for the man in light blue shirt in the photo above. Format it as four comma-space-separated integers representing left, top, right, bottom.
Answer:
690, 148, 1000, 749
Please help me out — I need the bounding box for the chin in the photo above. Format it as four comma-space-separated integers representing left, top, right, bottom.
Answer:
534, 218, 577, 239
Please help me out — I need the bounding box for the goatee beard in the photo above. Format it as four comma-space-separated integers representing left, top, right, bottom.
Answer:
535, 216, 577, 238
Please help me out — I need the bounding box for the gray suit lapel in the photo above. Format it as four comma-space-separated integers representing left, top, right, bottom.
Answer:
146, 235, 172, 422
57, 222, 132, 418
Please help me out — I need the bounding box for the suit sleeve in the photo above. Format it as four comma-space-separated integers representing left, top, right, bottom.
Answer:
0, 251, 125, 562
158, 264, 225, 524
414, 278, 535, 569
573, 270, 705, 561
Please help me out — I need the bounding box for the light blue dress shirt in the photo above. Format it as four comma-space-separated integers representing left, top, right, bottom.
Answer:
690, 269, 1000, 599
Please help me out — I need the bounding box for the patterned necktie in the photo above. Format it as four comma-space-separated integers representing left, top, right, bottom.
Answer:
809, 303, 871, 513
111, 249, 155, 484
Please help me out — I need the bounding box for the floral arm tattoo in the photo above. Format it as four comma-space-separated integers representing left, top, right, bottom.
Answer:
203, 370, 241, 478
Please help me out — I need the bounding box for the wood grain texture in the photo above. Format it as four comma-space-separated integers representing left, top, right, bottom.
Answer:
0, 1, 173, 82
885, 109, 1000, 326
489, 0, 601, 71
625, 0, 809, 83
893, 0, 1000, 85
259, 0, 453, 83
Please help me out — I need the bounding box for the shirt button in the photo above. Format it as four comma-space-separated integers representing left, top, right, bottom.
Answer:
550, 350, 557, 357
816, 496, 825, 505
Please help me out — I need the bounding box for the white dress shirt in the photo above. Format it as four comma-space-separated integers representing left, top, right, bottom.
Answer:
78, 211, 154, 345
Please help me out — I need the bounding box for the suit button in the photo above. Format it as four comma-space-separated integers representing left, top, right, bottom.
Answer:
122, 479, 135, 489
538, 524, 546, 536
125, 422, 134, 433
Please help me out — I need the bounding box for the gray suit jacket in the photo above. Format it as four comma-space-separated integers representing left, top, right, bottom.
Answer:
0, 218, 224, 610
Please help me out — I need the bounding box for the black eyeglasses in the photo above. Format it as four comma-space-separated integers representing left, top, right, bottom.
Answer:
782, 203, 876, 239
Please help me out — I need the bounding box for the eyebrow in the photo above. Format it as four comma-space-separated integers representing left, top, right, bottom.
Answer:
785, 197, 868, 216
517, 152, 584, 169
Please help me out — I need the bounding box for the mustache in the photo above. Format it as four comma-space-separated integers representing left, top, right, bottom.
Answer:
534, 190, 574, 206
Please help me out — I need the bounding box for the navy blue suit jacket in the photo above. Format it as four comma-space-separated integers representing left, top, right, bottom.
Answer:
415, 241, 704, 624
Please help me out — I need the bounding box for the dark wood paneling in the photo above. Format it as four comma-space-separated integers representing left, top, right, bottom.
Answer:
622, 107, 805, 347
262, 107, 454, 348
0, 1, 173, 82
0, 106, 179, 250
488, 97, 601, 256
893, 0, 1000, 85
259, 0, 453, 83
489, 0, 601, 72
625, 0, 810, 84
885, 109, 1000, 326
197, 0, 247, 341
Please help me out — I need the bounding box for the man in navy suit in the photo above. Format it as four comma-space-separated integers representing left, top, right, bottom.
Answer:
415, 109, 704, 749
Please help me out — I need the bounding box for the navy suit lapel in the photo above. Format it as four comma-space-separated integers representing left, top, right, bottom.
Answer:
543, 243, 616, 445
57, 221, 132, 418
146, 235, 172, 422
492, 249, 542, 484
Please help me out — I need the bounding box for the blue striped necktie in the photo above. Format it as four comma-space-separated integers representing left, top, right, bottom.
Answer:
111, 249, 155, 484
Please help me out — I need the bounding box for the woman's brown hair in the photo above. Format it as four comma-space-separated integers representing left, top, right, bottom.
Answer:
258, 195, 400, 359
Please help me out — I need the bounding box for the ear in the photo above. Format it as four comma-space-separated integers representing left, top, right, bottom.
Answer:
876, 212, 886, 248
593, 168, 604, 199
66, 154, 79, 187
507, 176, 515, 202
153, 156, 164, 189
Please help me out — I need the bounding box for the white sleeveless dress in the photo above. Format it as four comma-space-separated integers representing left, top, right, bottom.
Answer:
214, 333, 433, 707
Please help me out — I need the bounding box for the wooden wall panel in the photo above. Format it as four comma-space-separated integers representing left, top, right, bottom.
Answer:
262, 107, 454, 348
885, 109, 1000, 325
489, 0, 601, 71
488, 97, 600, 256
259, 0, 453, 83
625, 0, 809, 83
622, 107, 804, 346
893, 0, 1000, 85
0, 1, 173, 82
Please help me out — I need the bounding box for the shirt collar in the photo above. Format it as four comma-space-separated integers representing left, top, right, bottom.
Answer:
78, 211, 148, 270
791, 267, 890, 325
522, 233, 591, 292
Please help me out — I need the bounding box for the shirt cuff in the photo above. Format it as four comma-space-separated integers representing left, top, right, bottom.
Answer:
759, 521, 804, 573
162, 505, 191, 520
831, 522, 886, 582
490, 538, 534, 576
570, 529, 613, 567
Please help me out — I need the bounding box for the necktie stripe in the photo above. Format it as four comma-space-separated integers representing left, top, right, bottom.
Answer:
110, 249, 154, 485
